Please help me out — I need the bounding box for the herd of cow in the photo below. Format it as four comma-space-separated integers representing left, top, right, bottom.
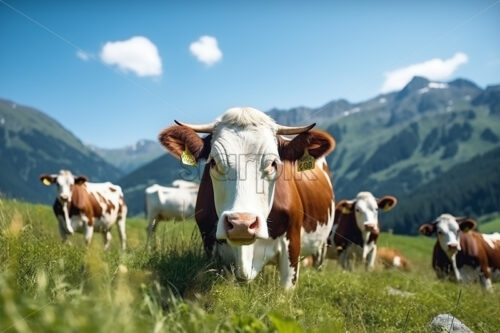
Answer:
39, 107, 500, 290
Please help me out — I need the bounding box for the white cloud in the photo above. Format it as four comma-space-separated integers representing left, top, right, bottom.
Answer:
100, 36, 162, 77
76, 50, 91, 61
381, 52, 468, 93
189, 36, 222, 66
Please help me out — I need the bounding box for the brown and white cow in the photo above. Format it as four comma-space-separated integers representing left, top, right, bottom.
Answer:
377, 247, 410, 271
328, 192, 397, 270
158, 107, 335, 288
40, 170, 127, 250
419, 214, 500, 290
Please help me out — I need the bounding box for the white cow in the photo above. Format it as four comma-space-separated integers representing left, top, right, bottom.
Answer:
144, 181, 199, 246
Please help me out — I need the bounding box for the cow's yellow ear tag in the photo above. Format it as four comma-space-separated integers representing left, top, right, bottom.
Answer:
462, 227, 470, 233
42, 178, 52, 186
181, 147, 197, 167
383, 203, 392, 212
297, 149, 315, 172
341, 207, 352, 214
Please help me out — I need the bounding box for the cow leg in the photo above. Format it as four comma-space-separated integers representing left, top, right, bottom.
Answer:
279, 237, 299, 289
84, 224, 94, 246
57, 216, 69, 243
340, 245, 355, 271
365, 245, 377, 271
102, 230, 112, 251
312, 242, 327, 270
146, 218, 158, 249
117, 206, 127, 250
479, 265, 493, 291
450, 253, 463, 283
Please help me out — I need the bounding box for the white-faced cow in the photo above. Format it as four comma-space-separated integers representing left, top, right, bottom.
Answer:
377, 247, 411, 271
145, 181, 199, 246
328, 192, 397, 271
158, 107, 336, 288
419, 214, 500, 290
40, 170, 127, 250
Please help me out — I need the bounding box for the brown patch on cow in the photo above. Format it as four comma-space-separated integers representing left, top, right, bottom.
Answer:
158, 125, 211, 161
70, 184, 101, 226
377, 247, 410, 271
97, 192, 115, 214
278, 130, 335, 161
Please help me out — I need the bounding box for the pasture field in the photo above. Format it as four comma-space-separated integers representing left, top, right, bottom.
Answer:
1, 198, 499, 332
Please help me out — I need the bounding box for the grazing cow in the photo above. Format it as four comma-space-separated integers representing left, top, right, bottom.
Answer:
377, 247, 410, 271
158, 107, 335, 288
40, 170, 127, 250
419, 214, 500, 290
145, 181, 199, 246
328, 192, 397, 271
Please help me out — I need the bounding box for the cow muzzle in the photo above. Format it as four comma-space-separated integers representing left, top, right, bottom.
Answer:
447, 243, 459, 253
59, 195, 69, 202
364, 222, 377, 233
224, 213, 259, 245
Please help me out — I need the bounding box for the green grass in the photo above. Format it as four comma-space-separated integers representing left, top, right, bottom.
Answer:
1, 198, 500, 332
480, 217, 500, 234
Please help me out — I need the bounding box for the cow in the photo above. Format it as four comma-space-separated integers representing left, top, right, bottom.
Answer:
419, 214, 500, 290
377, 247, 410, 271
158, 107, 336, 289
145, 181, 199, 246
328, 192, 397, 271
40, 170, 127, 250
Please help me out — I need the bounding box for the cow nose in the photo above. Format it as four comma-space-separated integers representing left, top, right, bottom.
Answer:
60, 195, 69, 202
448, 243, 458, 251
224, 213, 259, 242
364, 222, 376, 232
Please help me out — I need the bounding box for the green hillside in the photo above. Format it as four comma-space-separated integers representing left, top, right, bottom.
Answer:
1, 198, 499, 331
384, 146, 500, 234
479, 217, 500, 233
0, 99, 122, 204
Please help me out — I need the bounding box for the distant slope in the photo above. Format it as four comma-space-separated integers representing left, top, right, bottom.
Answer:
0, 99, 122, 203
89, 139, 164, 173
383, 146, 500, 234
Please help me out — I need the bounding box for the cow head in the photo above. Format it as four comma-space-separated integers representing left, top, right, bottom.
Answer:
419, 214, 477, 257
159, 107, 335, 246
40, 170, 88, 203
336, 192, 397, 233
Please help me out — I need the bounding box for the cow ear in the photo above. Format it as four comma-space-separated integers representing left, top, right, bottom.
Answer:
74, 175, 88, 185
419, 223, 436, 237
278, 130, 335, 161
40, 174, 56, 186
336, 200, 354, 215
377, 196, 397, 212
158, 125, 211, 161
457, 218, 477, 233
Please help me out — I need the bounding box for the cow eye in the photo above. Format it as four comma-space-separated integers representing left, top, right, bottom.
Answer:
438, 230, 443, 235
210, 158, 217, 168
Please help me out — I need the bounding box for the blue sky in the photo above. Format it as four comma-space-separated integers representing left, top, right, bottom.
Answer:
1, 0, 499, 148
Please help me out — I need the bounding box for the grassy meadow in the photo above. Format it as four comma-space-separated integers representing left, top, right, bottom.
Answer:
1, 198, 500, 332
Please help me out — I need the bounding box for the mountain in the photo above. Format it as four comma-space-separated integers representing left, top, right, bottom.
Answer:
88, 139, 164, 174
0, 99, 122, 203
121, 77, 500, 226
384, 146, 500, 234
